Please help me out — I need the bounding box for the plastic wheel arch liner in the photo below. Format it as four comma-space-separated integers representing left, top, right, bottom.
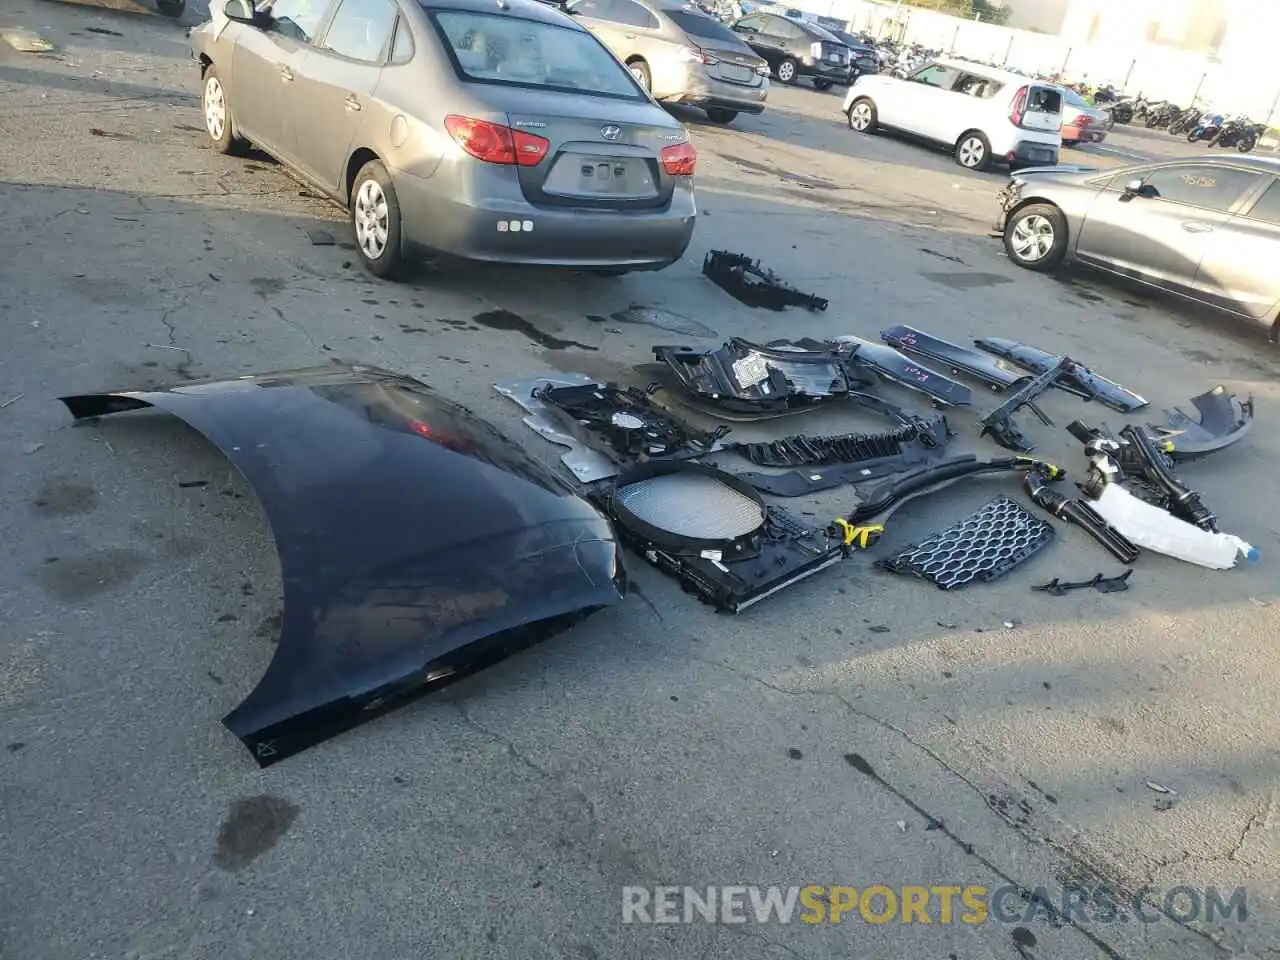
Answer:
59, 363, 626, 766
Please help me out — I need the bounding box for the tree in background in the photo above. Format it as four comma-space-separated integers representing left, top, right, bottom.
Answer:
911, 0, 1012, 25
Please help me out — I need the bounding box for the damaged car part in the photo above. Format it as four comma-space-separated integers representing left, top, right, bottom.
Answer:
1032, 570, 1133, 596
597, 460, 845, 612
974, 337, 1148, 413
652, 339, 869, 415
1147, 386, 1255, 460
1023, 465, 1140, 563
875, 496, 1056, 590
728, 415, 952, 497
980, 357, 1073, 452
61, 364, 626, 766
702, 250, 829, 311
731, 414, 950, 467
494, 374, 618, 483
530, 382, 728, 465
1068, 420, 1218, 531
881, 325, 1029, 393
828, 336, 973, 407
844, 454, 1065, 525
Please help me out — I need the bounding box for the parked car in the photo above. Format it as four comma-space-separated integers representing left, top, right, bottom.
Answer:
566, 0, 769, 123
843, 58, 1062, 171
190, 0, 698, 280
729, 12, 850, 89
995, 156, 1280, 331
1060, 87, 1108, 146
826, 28, 879, 76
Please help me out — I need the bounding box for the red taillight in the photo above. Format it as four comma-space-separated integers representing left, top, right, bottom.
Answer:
1078, 114, 1094, 127
1009, 84, 1028, 128
660, 141, 697, 176
444, 115, 549, 167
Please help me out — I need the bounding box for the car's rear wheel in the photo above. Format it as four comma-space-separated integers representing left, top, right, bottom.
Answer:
351, 160, 405, 280
1004, 203, 1067, 272
705, 108, 738, 124
813, 79, 833, 91
954, 131, 992, 171
776, 58, 798, 83
847, 97, 877, 133
627, 59, 651, 91
202, 66, 247, 156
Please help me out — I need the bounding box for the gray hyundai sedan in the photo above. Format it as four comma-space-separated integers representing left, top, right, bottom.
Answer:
191, 0, 698, 279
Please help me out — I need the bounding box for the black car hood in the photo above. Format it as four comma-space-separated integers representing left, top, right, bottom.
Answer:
60, 363, 625, 766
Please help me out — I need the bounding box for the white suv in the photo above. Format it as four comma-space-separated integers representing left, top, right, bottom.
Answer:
842, 58, 1062, 171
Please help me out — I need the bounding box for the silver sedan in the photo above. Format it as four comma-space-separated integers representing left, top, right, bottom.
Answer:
190, 0, 698, 279
994, 155, 1280, 336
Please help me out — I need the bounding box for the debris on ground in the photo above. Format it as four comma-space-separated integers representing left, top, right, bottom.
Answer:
702, 250, 828, 311
2, 29, 55, 53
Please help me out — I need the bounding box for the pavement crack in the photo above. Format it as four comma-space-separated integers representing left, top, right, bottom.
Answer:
267, 303, 325, 353
452, 702, 601, 829
147, 295, 196, 379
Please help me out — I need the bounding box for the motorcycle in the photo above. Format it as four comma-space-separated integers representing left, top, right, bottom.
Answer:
1214, 117, 1265, 151
1110, 97, 1141, 124
1187, 113, 1224, 143
1168, 107, 1202, 136
1144, 102, 1180, 129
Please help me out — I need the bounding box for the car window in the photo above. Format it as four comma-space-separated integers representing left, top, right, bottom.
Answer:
433, 11, 644, 99
910, 64, 959, 88
610, 0, 659, 28
667, 9, 741, 43
733, 14, 766, 31
390, 15, 414, 62
768, 17, 798, 38
322, 0, 397, 61
567, 0, 616, 17
1142, 165, 1262, 213
1242, 180, 1280, 226
952, 72, 999, 98
266, 0, 329, 42
1027, 85, 1062, 115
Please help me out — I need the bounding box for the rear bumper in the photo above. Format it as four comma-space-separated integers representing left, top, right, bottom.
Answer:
392, 167, 697, 268
663, 71, 768, 114
1062, 124, 1105, 143
799, 57, 850, 80
1005, 140, 1059, 166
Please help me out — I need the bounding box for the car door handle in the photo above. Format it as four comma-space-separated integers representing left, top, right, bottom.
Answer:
345, 94, 362, 112
279, 65, 293, 82
1181, 221, 1214, 233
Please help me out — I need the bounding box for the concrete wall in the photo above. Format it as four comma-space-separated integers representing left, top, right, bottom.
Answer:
781, 0, 1280, 123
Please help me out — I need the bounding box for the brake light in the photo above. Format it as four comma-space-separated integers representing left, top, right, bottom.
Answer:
1077, 114, 1093, 127
1009, 84, 1028, 128
660, 142, 697, 176
444, 115, 549, 167
679, 45, 720, 65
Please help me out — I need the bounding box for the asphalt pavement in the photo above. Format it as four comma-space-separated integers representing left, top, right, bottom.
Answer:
2, 6, 1279, 960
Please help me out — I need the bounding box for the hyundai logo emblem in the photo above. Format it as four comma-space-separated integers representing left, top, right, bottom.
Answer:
600, 124, 623, 141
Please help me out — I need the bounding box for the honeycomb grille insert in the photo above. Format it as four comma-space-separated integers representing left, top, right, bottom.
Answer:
876, 496, 1054, 590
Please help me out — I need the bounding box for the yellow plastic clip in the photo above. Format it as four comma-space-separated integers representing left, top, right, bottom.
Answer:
1019, 457, 1064, 479
833, 518, 884, 550
1159, 439, 1176, 454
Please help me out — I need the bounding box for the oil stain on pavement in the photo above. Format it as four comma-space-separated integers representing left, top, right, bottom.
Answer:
591, 305, 718, 338
214, 794, 301, 871
922, 272, 1014, 291
32, 479, 99, 517
34, 549, 149, 602
472, 310, 597, 351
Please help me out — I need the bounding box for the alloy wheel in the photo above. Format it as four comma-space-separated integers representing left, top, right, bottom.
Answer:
849, 102, 872, 131
958, 136, 985, 168
203, 76, 226, 142
354, 179, 390, 261
1009, 214, 1054, 262
778, 61, 796, 82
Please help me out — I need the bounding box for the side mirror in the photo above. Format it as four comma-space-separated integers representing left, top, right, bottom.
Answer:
1121, 177, 1156, 201
223, 0, 258, 21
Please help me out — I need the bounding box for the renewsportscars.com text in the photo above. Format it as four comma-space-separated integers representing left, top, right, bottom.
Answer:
622, 885, 1247, 926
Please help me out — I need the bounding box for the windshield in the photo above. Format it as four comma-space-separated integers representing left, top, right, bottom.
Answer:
667, 9, 743, 43
433, 11, 643, 99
